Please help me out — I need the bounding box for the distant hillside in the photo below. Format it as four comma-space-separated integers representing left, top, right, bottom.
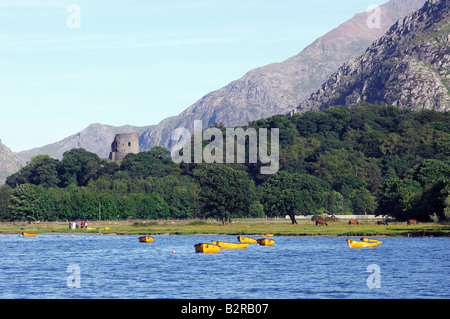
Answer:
17, 124, 151, 162
291, 0, 449, 114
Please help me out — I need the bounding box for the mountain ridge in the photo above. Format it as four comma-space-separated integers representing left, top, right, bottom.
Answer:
136, 0, 429, 153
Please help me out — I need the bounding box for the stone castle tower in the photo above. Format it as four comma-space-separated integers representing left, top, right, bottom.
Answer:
109, 133, 140, 161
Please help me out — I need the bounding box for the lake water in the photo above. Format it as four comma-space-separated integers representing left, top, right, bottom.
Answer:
0, 235, 448, 299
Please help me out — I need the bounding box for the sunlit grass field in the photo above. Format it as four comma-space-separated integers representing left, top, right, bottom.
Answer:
1, 218, 449, 237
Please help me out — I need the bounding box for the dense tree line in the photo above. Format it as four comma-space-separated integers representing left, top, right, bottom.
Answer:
1, 104, 449, 223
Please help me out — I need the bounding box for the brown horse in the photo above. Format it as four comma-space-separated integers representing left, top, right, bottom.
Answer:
407, 219, 418, 225
348, 220, 359, 225
315, 220, 328, 226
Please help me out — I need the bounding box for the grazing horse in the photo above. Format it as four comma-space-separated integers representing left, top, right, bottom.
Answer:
315, 220, 328, 226
349, 220, 359, 225
377, 221, 388, 225
407, 219, 418, 225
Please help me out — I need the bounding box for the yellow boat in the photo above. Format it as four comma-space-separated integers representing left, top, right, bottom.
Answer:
194, 243, 220, 253
347, 239, 382, 248
257, 238, 275, 246
22, 232, 37, 237
139, 236, 154, 243
211, 240, 248, 249
360, 237, 382, 245
262, 233, 274, 237
237, 236, 257, 243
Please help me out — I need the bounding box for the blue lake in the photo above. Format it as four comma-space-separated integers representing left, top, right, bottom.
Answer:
0, 235, 448, 299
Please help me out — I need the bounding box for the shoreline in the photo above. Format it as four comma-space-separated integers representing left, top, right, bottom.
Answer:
2, 232, 448, 238
2, 220, 449, 237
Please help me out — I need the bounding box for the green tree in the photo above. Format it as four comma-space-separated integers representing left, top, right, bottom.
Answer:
262, 171, 330, 224
444, 195, 450, 222
9, 183, 50, 222
194, 164, 257, 223
59, 149, 102, 187
71, 187, 98, 220
323, 190, 345, 214
117, 195, 138, 219
340, 174, 366, 197
407, 159, 450, 188
27, 155, 61, 188
0, 185, 13, 221
134, 192, 170, 219
6, 155, 61, 188
98, 193, 119, 220
376, 178, 422, 220
350, 187, 376, 215
120, 146, 180, 178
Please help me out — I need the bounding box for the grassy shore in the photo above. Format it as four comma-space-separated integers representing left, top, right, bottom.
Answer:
1, 218, 449, 237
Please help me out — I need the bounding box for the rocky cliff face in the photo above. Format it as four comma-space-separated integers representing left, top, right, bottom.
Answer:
0, 140, 24, 185
291, 0, 449, 114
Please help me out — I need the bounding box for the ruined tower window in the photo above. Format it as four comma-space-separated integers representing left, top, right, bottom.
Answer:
128, 142, 131, 147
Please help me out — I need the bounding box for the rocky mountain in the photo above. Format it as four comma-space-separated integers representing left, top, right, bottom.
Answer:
139, 0, 427, 151
291, 0, 449, 114
0, 140, 24, 185
15, 0, 426, 164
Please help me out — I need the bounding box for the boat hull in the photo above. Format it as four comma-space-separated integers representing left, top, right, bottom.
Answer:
139, 236, 154, 243
257, 238, 275, 246
347, 239, 381, 248
22, 232, 37, 237
237, 236, 257, 243
211, 240, 248, 249
194, 243, 220, 253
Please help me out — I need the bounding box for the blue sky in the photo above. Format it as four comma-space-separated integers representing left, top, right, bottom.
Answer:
0, 0, 386, 152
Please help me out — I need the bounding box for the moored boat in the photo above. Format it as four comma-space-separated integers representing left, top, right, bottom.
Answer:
211, 240, 248, 249
237, 236, 257, 243
139, 236, 154, 243
262, 233, 274, 237
257, 238, 275, 246
347, 239, 381, 248
360, 237, 382, 245
22, 232, 37, 237
194, 243, 220, 253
